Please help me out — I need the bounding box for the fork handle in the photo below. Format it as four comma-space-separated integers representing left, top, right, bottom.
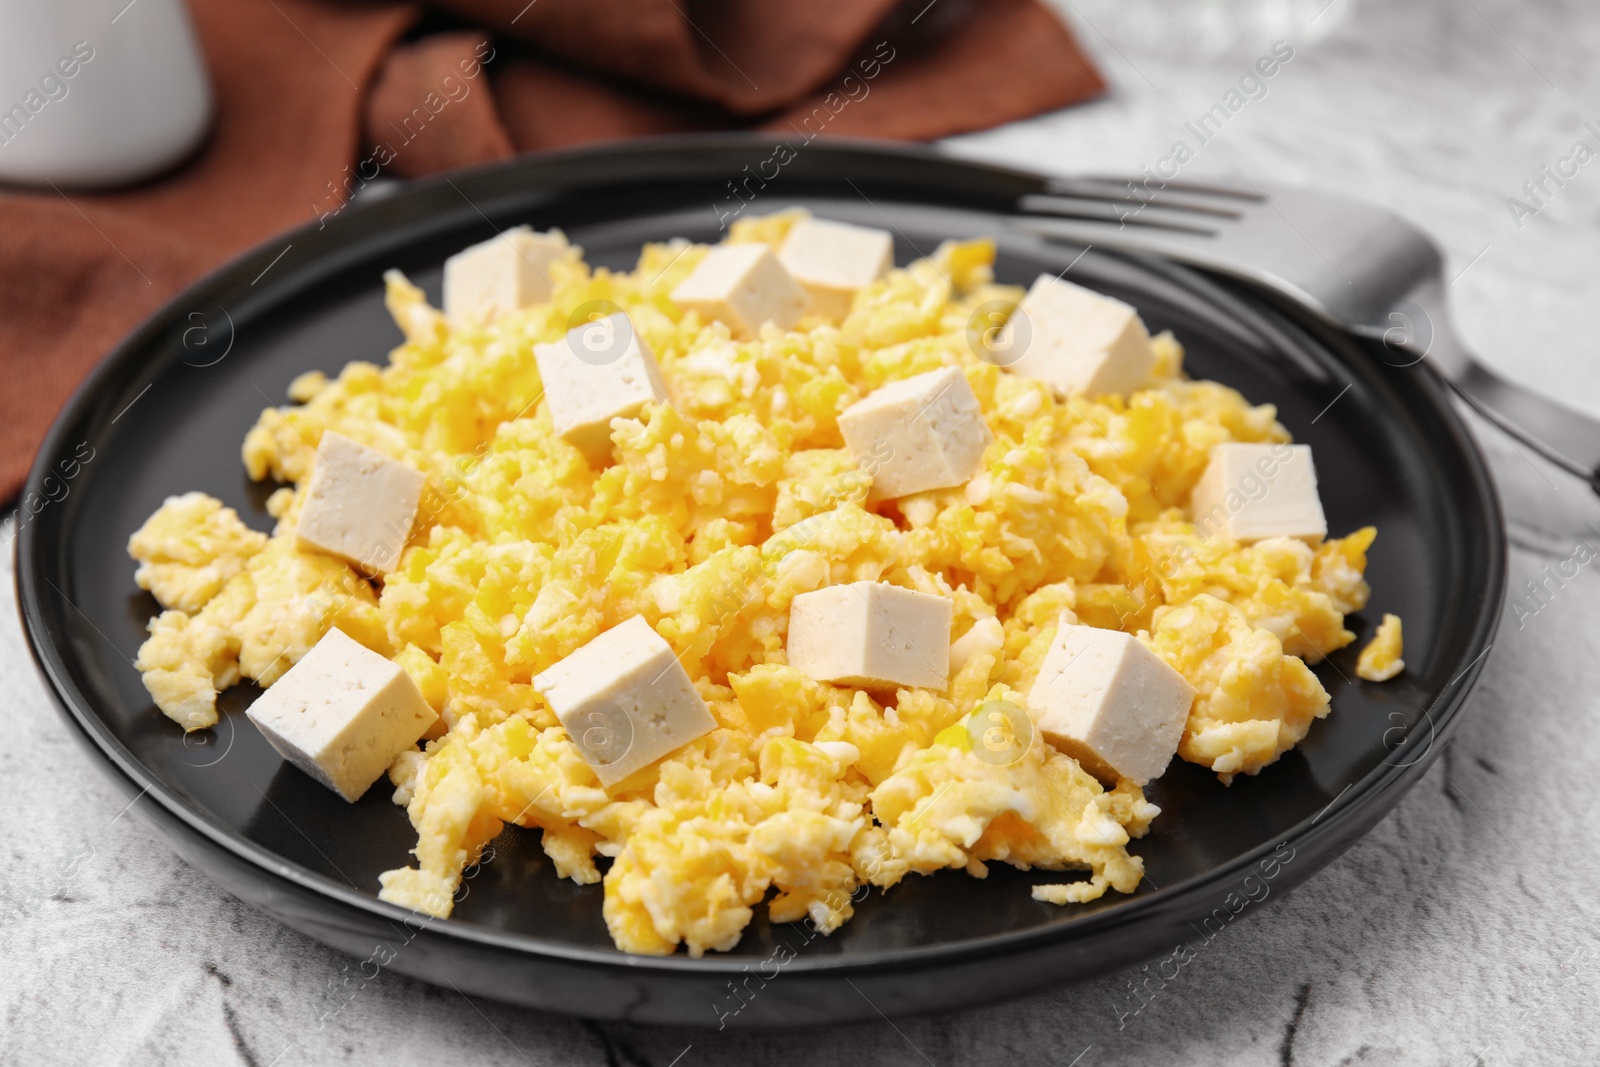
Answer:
1449, 361, 1600, 488
1367, 289, 1600, 490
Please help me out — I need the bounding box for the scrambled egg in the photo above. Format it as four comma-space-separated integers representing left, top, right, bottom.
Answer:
1357, 612, 1405, 681
127, 213, 1383, 956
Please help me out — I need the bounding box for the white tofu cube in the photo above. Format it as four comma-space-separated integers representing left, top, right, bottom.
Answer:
246, 628, 438, 802
532, 615, 717, 787
787, 581, 952, 690
533, 312, 669, 465
1000, 274, 1155, 396
777, 217, 894, 321
670, 243, 811, 337
1027, 624, 1195, 786
1190, 442, 1327, 545
443, 226, 568, 324
837, 366, 991, 500
296, 432, 427, 575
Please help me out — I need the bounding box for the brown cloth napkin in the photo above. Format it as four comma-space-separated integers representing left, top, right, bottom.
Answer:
0, 0, 1104, 503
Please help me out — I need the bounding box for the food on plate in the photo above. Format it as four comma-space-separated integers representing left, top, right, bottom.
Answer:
1027, 624, 1196, 786
531, 311, 669, 463
294, 431, 427, 574
126, 206, 1392, 955
669, 242, 811, 337
1357, 612, 1405, 681
247, 627, 438, 802
1190, 441, 1327, 544
777, 216, 895, 321
129, 490, 267, 615
442, 226, 570, 324
786, 580, 953, 690
836, 365, 991, 500
532, 615, 717, 787
1146, 594, 1331, 783
998, 273, 1156, 396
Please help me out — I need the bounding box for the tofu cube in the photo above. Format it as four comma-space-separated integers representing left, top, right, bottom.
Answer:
837, 366, 991, 500
532, 615, 717, 787
533, 312, 669, 465
777, 217, 894, 321
787, 581, 952, 690
670, 243, 811, 337
1027, 624, 1195, 786
443, 227, 567, 324
246, 628, 438, 802
1000, 274, 1155, 396
1190, 442, 1327, 545
296, 432, 427, 574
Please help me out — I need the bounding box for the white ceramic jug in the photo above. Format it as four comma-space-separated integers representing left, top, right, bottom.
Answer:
0, 0, 214, 188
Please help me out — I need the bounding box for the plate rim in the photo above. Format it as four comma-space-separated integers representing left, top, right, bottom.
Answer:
14, 133, 1508, 977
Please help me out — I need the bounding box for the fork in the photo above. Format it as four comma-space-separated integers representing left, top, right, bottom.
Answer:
1008, 178, 1600, 487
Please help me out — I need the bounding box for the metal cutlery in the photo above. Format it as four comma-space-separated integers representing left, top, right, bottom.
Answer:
1010, 178, 1600, 488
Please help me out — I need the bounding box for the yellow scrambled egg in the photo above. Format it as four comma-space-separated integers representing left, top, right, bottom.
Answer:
127, 212, 1383, 955
1357, 612, 1405, 681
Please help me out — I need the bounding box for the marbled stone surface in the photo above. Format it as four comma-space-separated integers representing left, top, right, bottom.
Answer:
5, 0, 1599, 1062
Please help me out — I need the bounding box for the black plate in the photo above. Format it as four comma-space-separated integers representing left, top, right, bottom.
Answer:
16, 137, 1504, 1027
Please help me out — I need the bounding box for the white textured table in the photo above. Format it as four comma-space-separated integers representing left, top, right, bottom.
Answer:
6, 0, 1600, 1062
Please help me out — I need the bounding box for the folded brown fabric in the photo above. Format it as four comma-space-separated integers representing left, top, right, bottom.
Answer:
0, 0, 414, 504
0, 0, 1103, 503
436, 0, 906, 116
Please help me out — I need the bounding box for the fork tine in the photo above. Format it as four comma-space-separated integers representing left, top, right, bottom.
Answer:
1040, 179, 1259, 218
1007, 216, 1216, 260
1016, 195, 1221, 236
1023, 190, 1241, 222
1067, 175, 1266, 202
